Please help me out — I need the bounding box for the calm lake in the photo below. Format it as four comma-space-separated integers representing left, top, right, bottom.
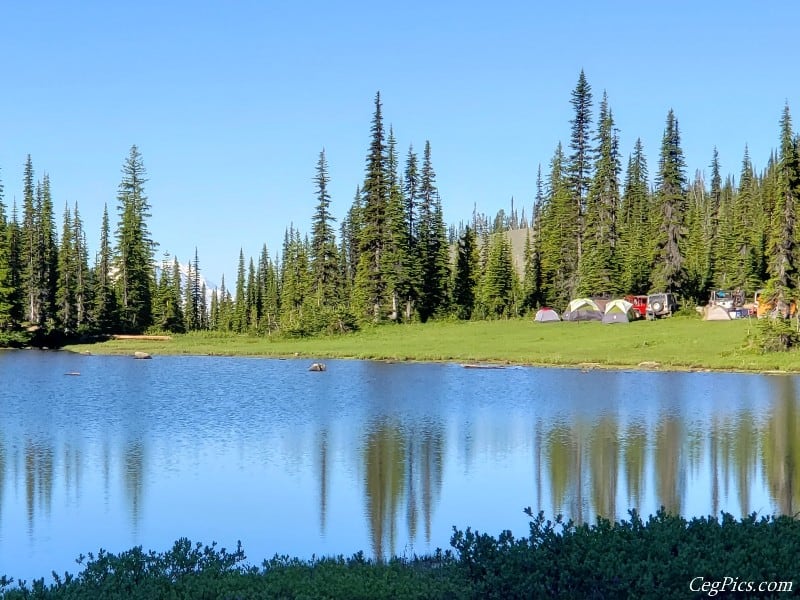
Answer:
1, 349, 798, 581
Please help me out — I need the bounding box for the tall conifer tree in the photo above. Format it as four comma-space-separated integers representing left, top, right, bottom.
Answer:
651, 110, 687, 293
115, 145, 155, 332
354, 92, 390, 320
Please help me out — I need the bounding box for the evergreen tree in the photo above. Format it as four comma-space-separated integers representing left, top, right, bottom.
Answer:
618, 138, 651, 293
154, 254, 184, 332
683, 171, 713, 303
72, 203, 89, 329
21, 155, 42, 325
56, 204, 76, 331
258, 244, 279, 333
452, 225, 479, 319
651, 110, 687, 294
578, 92, 620, 295
401, 146, 422, 320
480, 232, 514, 317
382, 129, 410, 321
38, 174, 58, 328
92, 204, 117, 332
354, 92, 390, 321
567, 70, 594, 263
539, 143, 578, 307
766, 103, 800, 313
115, 145, 155, 332
233, 249, 248, 332
416, 141, 449, 321
0, 168, 15, 332
310, 149, 339, 306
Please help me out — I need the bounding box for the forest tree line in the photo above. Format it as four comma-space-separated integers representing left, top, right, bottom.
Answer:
1, 72, 800, 345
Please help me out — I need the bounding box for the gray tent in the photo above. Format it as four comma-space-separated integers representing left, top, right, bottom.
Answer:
534, 307, 561, 322
562, 298, 603, 322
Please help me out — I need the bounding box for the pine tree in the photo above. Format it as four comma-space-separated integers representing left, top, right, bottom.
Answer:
21, 155, 42, 326
416, 141, 449, 321
766, 103, 800, 313
401, 146, 422, 321
115, 145, 155, 332
0, 168, 15, 332
539, 143, 578, 307
72, 203, 89, 329
618, 139, 651, 293
567, 70, 594, 264
233, 249, 248, 332
92, 204, 117, 332
578, 92, 620, 295
310, 149, 339, 306
683, 171, 713, 303
480, 232, 514, 317
55, 204, 76, 331
354, 92, 390, 321
452, 226, 479, 319
382, 129, 410, 321
38, 174, 58, 329
651, 110, 687, 294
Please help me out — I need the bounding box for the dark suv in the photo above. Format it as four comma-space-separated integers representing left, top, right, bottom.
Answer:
646, 293, 678, 319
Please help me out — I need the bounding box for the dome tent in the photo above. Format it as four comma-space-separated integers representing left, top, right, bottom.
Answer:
534, 307, 561, 322
562, 298, 602, 322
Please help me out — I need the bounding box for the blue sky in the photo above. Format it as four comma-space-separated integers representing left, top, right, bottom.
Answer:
1, 1, 798, 283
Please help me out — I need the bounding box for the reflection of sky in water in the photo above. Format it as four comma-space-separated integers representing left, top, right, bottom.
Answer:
0, 351, 796, 582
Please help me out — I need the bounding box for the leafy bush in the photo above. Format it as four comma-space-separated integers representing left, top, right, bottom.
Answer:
2, 511, 799, 599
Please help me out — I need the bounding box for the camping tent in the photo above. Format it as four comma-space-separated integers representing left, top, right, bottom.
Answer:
704, 305, 732, 321
562, 298, 603, 321
534, 307, 561, 322
602, 299, 634, 324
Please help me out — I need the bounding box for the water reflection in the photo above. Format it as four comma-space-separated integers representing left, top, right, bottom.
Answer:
2, 352, 800, 580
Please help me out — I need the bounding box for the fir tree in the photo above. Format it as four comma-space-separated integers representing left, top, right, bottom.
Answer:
115, 145, 155, 332
567, 70, 593, 263
480, 232, 514, 317
766, 103, 800, 313
0, 168, 15, 332
416, 141, 450, 321
310, 149, 339, 306
578, 92, 620, 295
56, 204, 76, 331
618, 138, 651, 294
92, 204, 117, 332
651, 110, 687, 294
354, 92, 390, 321
452, 225, 479, 319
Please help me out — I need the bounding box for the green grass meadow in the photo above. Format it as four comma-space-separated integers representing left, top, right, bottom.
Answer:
65, 315, 800, 373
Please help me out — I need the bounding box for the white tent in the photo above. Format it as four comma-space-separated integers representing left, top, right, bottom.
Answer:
534, 307, 561, 322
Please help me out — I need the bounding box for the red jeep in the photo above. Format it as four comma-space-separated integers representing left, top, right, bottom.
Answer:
625, 295, 648, 319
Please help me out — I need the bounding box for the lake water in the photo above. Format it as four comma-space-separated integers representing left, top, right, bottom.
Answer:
1, 350, 798, 582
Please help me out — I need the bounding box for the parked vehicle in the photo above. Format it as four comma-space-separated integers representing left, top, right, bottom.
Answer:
624, 295, 648, 319
646, 293, 678, 319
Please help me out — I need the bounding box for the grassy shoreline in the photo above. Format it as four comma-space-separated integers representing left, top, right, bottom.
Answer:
63, 315, 800, 373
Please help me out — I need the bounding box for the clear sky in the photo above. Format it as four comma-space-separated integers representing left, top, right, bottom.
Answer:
1, 1, 798, 284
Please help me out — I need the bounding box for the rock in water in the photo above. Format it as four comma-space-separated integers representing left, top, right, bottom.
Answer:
133, 351, 152, 360
308, 362, 326, 372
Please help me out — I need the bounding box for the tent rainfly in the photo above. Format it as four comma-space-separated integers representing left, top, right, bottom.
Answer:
562, 298, 603, 322
534, 307, 561, 322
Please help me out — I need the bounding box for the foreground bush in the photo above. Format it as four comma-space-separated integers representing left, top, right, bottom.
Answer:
2, 510, 798, 599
